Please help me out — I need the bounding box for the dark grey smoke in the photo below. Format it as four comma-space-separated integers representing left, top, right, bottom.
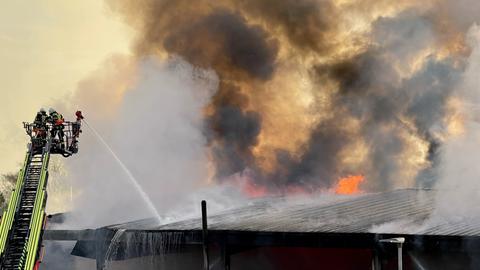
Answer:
161, 10, 278, 80
208, 105, 261, 178
308, 11, 464, 190
108, 0, 473, 192
234, 0, 337, 52
273, 119, 354, 189
406, 58, 461, 133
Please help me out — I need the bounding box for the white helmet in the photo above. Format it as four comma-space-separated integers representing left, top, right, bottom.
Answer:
39, 108, 46, 113
48, 108, 56, 114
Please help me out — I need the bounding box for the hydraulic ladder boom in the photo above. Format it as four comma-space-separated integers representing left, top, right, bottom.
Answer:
0, 111, 83, 270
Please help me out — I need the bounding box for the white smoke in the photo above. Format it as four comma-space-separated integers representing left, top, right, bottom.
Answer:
368, 24, 480, 234
61, 57, 221, 228
430, 24, 480, 223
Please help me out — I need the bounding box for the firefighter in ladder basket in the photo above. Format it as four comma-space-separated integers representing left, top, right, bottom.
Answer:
48, 108, 65, 150
69, 110, 84, 154
33, 108, 48, 139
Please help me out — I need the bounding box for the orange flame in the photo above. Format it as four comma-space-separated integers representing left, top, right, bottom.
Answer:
335, 175, 365, 195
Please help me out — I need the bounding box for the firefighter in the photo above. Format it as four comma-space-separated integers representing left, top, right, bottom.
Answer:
48, 108, 65, 147
33, 108, 48, 138
70, 111, 84, 153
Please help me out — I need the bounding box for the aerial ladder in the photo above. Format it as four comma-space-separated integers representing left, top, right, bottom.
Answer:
0, 111, 83, 270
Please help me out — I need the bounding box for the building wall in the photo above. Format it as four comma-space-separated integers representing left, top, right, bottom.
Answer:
101, 246, 373, 270
230, 247, 373, 270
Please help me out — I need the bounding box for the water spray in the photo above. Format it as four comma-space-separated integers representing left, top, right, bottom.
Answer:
104, 229, 126, 269
83, 119, 161, 223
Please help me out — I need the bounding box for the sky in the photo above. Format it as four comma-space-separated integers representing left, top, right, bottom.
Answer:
0, 0, 132, 173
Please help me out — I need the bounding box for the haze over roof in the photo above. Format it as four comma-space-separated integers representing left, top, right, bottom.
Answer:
102, 189, 480, 237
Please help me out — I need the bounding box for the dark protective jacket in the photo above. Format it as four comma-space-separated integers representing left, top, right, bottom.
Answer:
34, 112, 48, 127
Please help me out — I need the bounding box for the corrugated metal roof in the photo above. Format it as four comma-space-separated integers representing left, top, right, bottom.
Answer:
105, 189, 480, 236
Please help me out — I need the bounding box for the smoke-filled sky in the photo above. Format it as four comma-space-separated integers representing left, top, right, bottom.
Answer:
104, 0, 480, 193
3, 0, 480, 224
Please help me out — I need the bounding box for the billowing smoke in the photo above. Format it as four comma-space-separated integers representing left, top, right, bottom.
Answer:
61, 57, 219, 227
102, 0, 480, 194
429, 25, 480, 221
38, 2, 480, 267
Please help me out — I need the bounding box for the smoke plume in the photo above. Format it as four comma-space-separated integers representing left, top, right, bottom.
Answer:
430, 25, 480, 221
61, 57, 218, 227
101, 0, 480, 194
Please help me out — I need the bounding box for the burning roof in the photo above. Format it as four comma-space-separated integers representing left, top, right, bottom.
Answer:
101, 188, 480, 236
62, 188, 480, 267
